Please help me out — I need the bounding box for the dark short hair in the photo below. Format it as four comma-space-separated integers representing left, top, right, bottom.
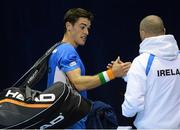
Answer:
63, 8, 94, 32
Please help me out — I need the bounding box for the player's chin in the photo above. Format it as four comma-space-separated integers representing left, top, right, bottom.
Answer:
79, 41, 86, 46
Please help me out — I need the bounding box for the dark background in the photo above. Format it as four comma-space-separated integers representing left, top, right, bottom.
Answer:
1, 0, 180, 126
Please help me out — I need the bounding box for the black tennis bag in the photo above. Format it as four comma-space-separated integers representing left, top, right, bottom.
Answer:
0, 43, 92, 129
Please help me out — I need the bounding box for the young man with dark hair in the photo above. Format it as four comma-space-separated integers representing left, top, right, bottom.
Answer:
47, 8, 131, 129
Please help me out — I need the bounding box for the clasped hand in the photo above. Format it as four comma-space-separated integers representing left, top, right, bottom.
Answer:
107, 56, 131, 78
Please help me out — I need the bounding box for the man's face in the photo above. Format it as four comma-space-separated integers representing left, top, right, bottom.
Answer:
69, 18, 91, 46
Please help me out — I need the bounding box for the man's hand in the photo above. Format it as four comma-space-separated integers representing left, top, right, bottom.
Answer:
107, 57, 131, 78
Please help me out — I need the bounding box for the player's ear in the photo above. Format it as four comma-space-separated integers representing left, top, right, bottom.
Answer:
66, 22, 72, 32
140, 30, 145, 41
163, 28, 166, 34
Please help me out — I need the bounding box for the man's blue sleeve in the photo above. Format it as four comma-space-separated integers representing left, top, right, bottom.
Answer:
58, 46, 80, 73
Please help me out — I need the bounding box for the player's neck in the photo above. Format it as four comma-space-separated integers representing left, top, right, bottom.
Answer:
61, 34, 78, 48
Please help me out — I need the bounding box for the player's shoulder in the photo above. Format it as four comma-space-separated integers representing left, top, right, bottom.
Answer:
56, 43, 75, 51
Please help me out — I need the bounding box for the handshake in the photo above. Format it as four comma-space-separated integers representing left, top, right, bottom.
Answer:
106, 56, 131, 78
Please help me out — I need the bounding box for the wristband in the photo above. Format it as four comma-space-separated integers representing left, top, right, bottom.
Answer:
98, 69, 115, 84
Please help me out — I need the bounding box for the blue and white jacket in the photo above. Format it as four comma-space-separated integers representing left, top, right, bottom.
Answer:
122, 35, 180, 129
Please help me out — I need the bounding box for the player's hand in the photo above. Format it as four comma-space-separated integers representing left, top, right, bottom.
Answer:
111, 57, 131, 77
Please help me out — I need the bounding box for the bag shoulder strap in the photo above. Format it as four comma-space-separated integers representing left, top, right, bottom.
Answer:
12, 42, 61, 88
145, 54, 155, 76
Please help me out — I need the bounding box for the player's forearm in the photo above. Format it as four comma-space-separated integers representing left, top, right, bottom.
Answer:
71, 69, 115, 91
72, 75, 102, 91
66, 68, 116, 91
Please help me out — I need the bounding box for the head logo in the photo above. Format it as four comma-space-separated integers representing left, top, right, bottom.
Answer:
5, 90, 24, 101
40, 113, 64, 129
